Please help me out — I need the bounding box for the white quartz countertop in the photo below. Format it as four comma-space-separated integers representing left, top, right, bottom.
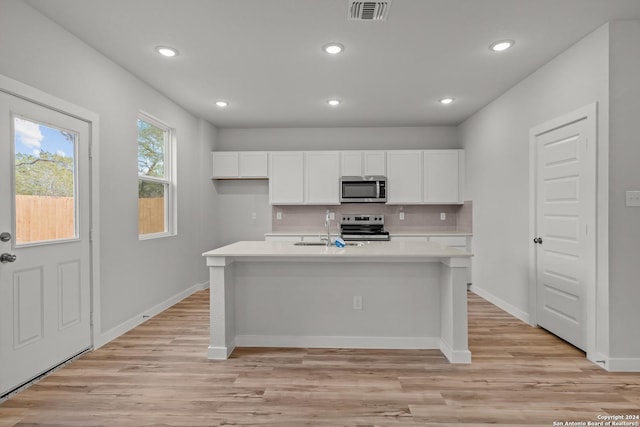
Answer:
264, 231, 472, 237
203, 240, 472, 258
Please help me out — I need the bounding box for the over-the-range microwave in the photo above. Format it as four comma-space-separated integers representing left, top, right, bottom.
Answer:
340, 176, 387, 203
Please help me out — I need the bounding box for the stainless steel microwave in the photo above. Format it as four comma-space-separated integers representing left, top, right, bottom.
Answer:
340, 176, 387, 203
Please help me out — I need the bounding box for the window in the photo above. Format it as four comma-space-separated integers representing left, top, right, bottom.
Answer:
137, 113, 175, 238
13, 116, 78, 245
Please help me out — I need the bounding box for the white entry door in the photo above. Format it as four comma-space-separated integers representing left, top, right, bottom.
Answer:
532, 106, 596, 352
0, 91, 91, 396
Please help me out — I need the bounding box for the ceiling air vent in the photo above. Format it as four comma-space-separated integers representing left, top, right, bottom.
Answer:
348, 1, 392, 21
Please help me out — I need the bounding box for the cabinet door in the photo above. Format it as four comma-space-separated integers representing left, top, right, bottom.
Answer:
305, 151, 340, 205
386, 151, 422, 204
340, 151, 363, 176
423, 150, 461, 203
269, 152, 304, 204
363, 151, 386, 176
239, 151, 268, 178
212, 152, 239, 178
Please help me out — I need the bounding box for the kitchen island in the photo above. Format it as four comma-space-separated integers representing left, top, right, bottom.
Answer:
202, 240, 472, 363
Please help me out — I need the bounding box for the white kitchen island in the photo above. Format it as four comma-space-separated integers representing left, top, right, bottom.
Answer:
202, 240, 473, 363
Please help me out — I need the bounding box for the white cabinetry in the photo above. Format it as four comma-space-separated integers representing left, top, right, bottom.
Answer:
269, 152, 304, 204
340, 151, 386, 176
239, 152, 269, 177
212, 152, 239, 178
364, 151, 386, 175
340, 151, 363, 176
212, 151, 268, 178
386, 150, 423, 204
423, 150, 462, 204
305, 151, 340, 205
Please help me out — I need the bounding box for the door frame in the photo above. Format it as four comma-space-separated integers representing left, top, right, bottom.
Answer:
1, 74, 101, 352
528, 102, 597, 362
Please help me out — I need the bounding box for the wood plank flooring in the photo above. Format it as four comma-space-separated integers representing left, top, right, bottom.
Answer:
1, 290, 639, 426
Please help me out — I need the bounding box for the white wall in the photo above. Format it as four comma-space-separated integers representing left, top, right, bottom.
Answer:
0, 0, 217, 335
459, 25, 610, 325
608, 20, 640, 360
217, 126, 459, 151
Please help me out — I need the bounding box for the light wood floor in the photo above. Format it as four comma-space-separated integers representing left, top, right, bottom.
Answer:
1, 290, 639, 426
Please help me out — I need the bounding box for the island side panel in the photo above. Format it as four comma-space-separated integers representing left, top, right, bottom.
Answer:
207, 256, 236, 359
439, 259, 471, 363
232, 261, 442, 350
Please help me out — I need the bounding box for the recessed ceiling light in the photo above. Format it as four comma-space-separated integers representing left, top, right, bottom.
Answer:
155, 46, 179, 57
489, 40, 514, 52
215, 101, 229, 108
327, 99, 341, 106
322, 43, 344, 55
439, 97, 455, 105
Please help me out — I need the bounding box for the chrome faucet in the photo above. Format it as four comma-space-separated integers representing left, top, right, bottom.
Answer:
324, 210, 332, 247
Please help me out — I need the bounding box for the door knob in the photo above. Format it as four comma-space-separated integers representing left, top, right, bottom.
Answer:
0, 253, 17, 263
0, 232, 11, 242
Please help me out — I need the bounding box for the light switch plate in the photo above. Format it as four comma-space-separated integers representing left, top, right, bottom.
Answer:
440, 212, 446, 221
626, 190, 640, 207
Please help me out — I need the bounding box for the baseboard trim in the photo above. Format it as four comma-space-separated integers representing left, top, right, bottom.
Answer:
439, 339, 472, 364
604, 356, 640, 372
469, 285, 530, 324
95, 281, 209, 349
234, 335, 440, 350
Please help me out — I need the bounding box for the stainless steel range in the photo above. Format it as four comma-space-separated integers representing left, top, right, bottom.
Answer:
340, 214, 390, 241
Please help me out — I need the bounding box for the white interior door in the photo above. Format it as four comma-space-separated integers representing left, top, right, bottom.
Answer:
533, 112, 594, 352
0, 91, 91, 396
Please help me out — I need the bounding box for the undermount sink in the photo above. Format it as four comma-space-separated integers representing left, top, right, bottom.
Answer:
293, 241, 366, 247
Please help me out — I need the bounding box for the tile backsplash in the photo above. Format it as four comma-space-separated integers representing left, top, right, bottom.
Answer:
272, 201, 472, 234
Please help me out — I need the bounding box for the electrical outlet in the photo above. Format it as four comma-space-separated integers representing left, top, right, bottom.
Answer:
276, 211, 282, 220
329, 212, 335, 220
626, 190, 640, 207
440, 212, 446, 221
399, 212, 405, 220
251, 212, 257, 220
353, 295, 363, 310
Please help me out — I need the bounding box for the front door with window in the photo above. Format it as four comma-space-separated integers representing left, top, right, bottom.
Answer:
0, 91, 91, 396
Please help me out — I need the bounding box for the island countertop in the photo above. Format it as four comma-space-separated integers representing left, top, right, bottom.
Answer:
202, 240, 473, 259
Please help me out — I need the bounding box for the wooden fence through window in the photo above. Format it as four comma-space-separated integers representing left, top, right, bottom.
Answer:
15, 195, 164, 243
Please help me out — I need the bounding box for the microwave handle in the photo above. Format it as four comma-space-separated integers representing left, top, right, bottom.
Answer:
376, 181, 380, 199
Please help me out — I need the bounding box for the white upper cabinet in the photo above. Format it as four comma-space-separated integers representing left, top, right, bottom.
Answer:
211, 152, 239, 178
212, 151, 268, 178
340, 151, 386, 176
340, 151, 363, 176
239, 152, 269, 177
269, 152, 304, 204
423, 150, 463, 204
386, 150, 423, 204
363, 151, 386, 176
305, 151, 340, 205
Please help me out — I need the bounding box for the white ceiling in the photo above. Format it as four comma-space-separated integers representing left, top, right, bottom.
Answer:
25, 0, 640, 129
